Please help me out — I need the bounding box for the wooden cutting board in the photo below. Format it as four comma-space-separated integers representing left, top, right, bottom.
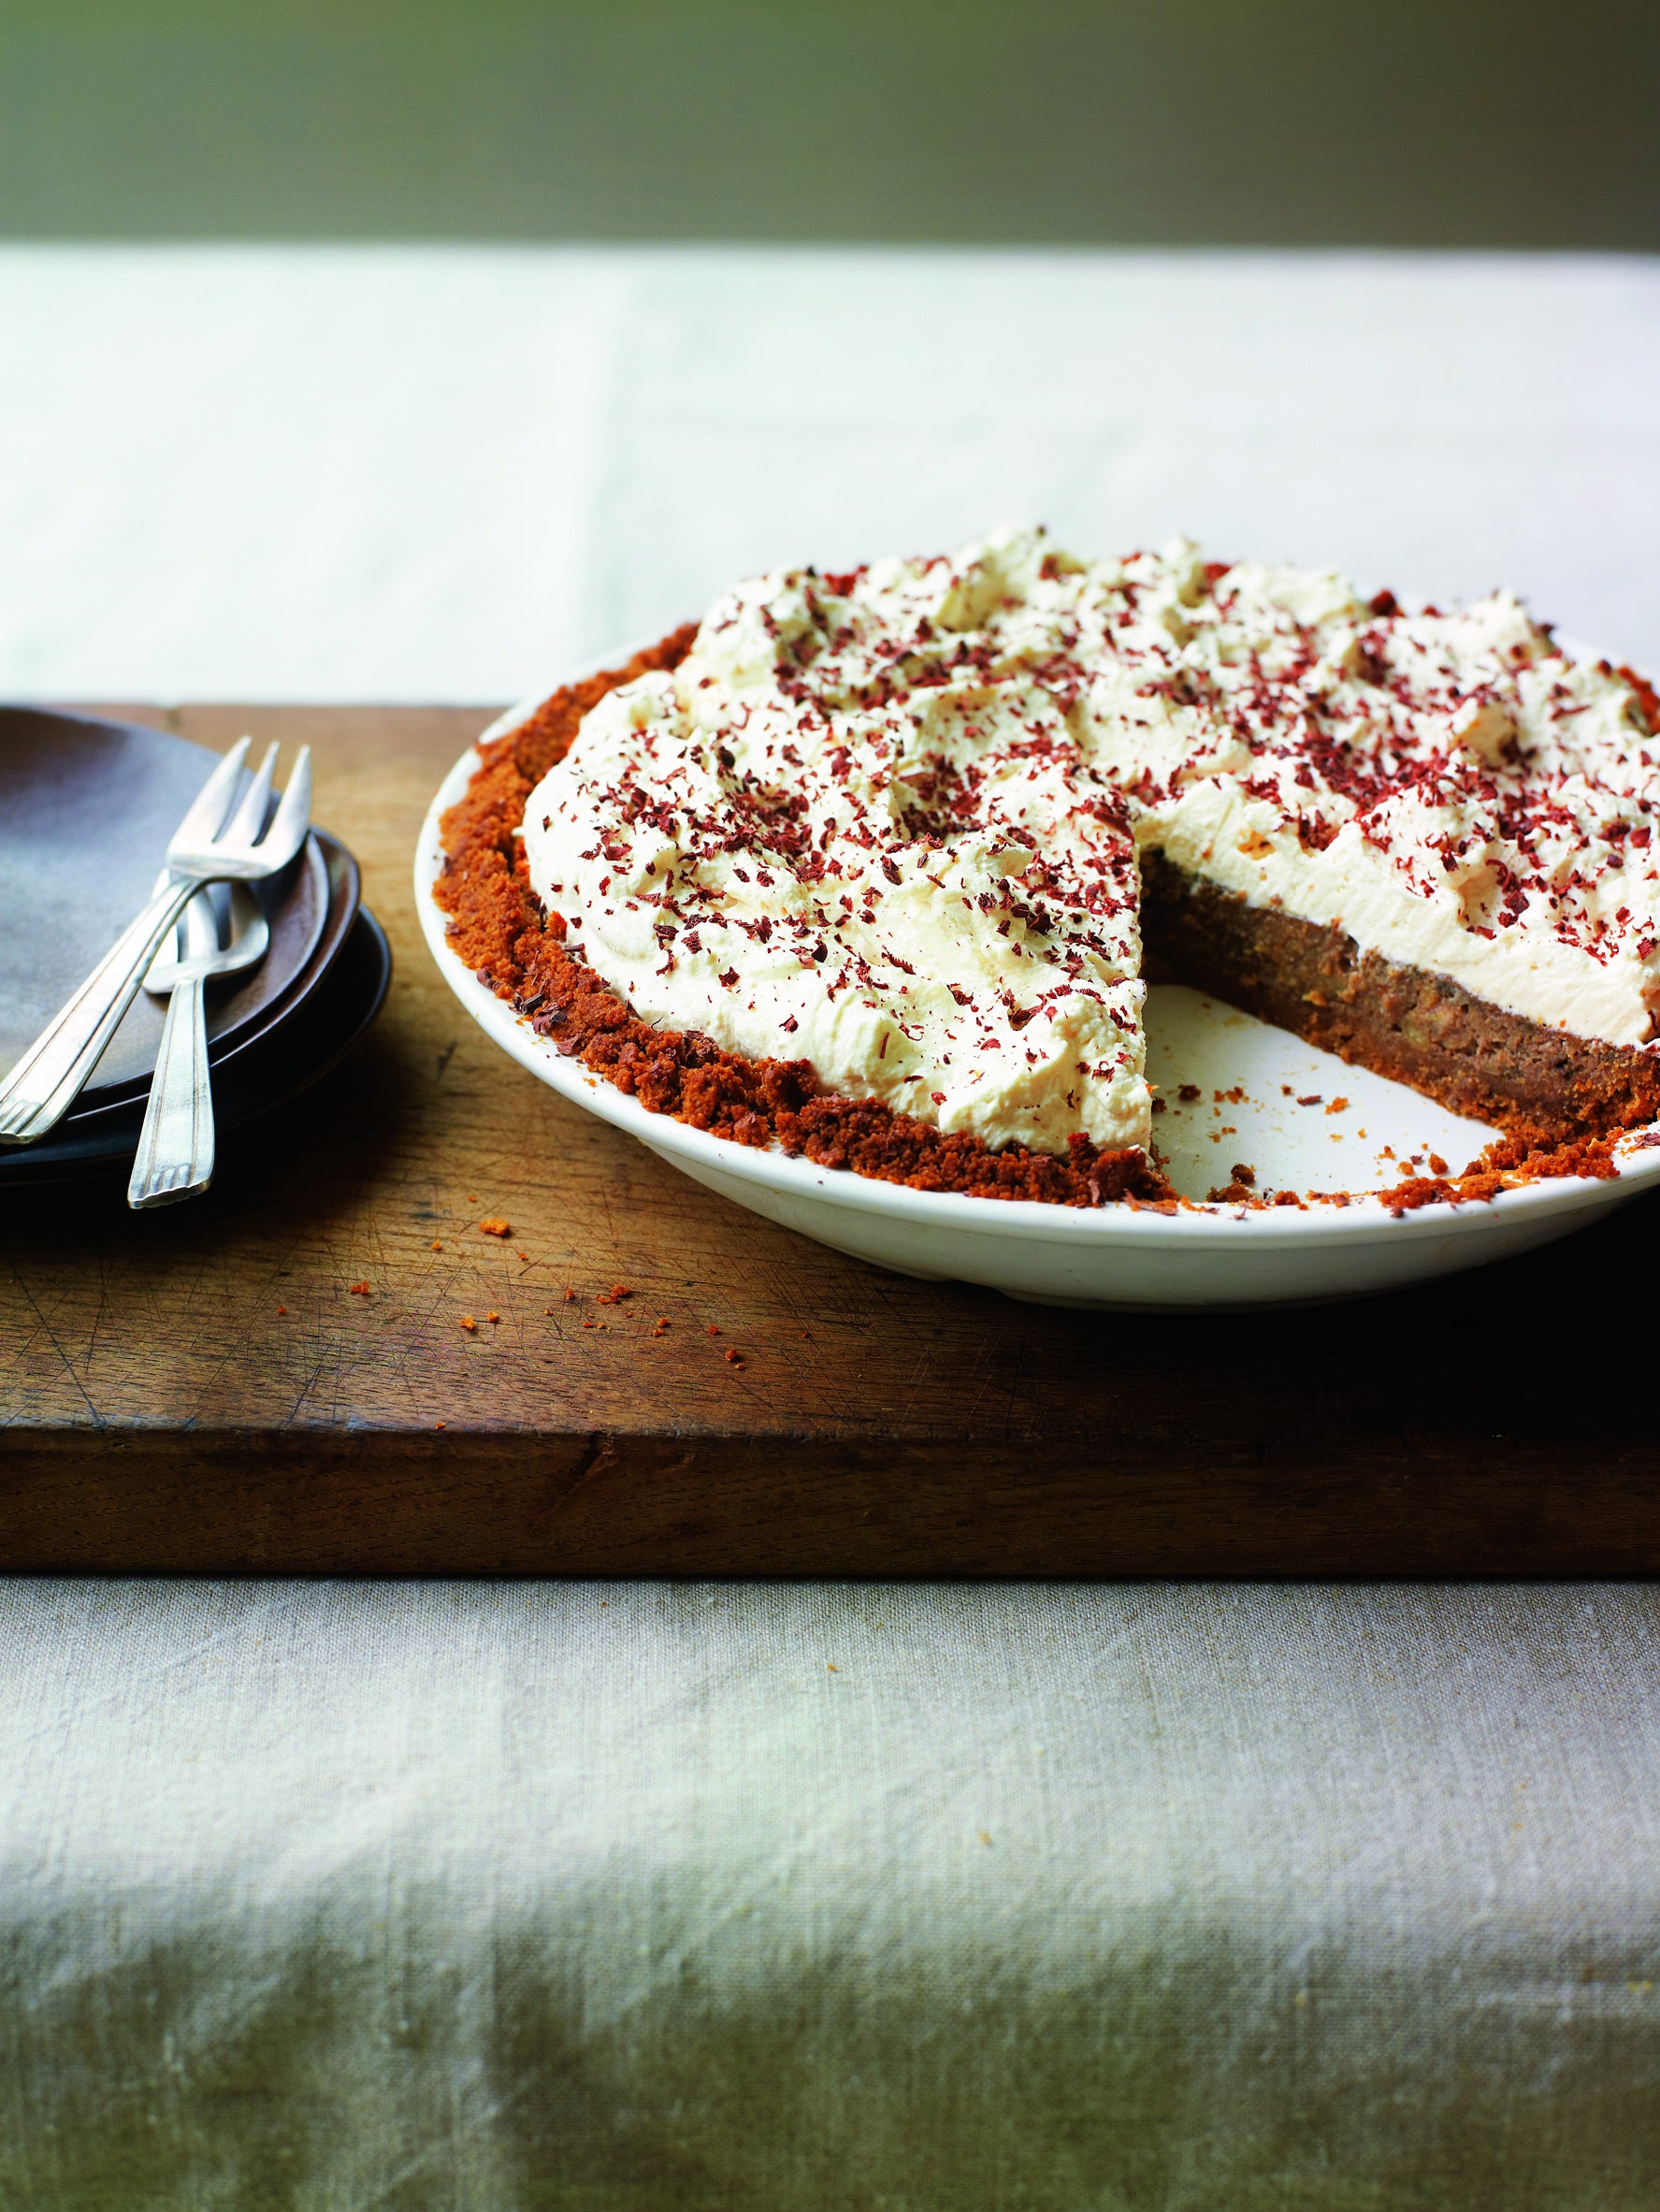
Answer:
2, 704, 1655, 1576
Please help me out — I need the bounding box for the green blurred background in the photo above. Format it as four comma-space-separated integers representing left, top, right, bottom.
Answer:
2, 0, 1654, 245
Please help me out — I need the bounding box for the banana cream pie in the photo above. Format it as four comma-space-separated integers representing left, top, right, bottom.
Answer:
437, 529, 1660, 1207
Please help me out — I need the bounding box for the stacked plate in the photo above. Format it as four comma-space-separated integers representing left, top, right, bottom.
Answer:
0, 707, 390, 1184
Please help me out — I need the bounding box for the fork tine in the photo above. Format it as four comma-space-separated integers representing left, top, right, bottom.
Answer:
258, 745, 312, 867
225, 742, 279, 847
169, 738, 250, 852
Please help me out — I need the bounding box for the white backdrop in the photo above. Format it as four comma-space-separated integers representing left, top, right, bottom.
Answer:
1, 245, 1655, 701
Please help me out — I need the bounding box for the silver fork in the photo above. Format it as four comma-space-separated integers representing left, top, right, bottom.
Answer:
0, 738, 310, 1146
127, 883, 269, 1211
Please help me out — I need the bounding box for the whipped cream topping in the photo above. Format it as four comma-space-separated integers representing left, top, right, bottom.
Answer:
521, 528, 1660, 1157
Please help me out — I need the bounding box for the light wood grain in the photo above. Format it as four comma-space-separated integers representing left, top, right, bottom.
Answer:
3, 707, 1655, 1574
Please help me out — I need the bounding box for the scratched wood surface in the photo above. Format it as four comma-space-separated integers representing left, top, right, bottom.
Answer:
2, 704, 1656, 1576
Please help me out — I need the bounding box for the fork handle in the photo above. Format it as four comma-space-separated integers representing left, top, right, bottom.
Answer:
128, 970, 214, 1209
0, 876, 201, 1145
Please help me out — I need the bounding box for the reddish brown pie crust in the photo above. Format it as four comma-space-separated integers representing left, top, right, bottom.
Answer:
434, 629, 1653, 1210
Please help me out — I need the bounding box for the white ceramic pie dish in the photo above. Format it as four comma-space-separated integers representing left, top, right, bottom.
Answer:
415, 666, 1660, 1308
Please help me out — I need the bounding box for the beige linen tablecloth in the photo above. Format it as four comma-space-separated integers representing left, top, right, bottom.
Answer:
1, 247, 1656, 701
3, 1580, 1657, 2206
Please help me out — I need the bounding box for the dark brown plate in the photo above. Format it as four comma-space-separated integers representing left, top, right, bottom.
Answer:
0, 706, 328, 1103
0, 896, 391, 1184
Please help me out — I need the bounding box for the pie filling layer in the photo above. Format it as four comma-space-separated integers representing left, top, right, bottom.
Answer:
439, 529, 1660, 1204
